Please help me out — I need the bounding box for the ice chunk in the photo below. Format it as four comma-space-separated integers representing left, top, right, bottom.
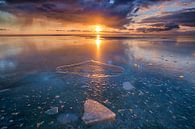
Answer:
57, 113, 78, 124
0, 88, 10, 93
134, 63, 140, 68
45, 107, 58, 115
9, 120, 14, 123
179, 75, 184, 79
82, 99, 116, 125
36, 121, 44, 128
55, 95, 60, 99
56, 60, 124, 78
81, 85, 89, 88
123, 81, 135, 90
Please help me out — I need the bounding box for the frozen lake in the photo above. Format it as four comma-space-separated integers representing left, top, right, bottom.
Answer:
0, 35, 195, 129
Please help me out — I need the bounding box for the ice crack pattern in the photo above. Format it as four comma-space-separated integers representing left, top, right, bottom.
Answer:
56, 60, 124, 78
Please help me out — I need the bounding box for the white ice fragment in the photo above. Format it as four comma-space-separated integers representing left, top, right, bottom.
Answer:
0, 116, 4, 120
0, 89, 10, 93
9, 120, 14, 123
55, 95, 60, 99
11, 112, 20, 116
179, 75, 184, 79
45, 107, 58, 115
19, 123, 24, 127
134, 63, 140, 68
82, 99, 116, 125
49, 121, 54, 125
37, 106, 42, 109
36, 121, 44, 128
57, 113, 78, 124
122, 82, 135, 90
81, 85, 89, 88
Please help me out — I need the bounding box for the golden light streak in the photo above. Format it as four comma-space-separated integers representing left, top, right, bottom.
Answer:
96, 35, 101, 49
95, 35, 102, 61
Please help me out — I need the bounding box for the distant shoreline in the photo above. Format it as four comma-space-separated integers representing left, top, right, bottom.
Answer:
0, 34, 194, 38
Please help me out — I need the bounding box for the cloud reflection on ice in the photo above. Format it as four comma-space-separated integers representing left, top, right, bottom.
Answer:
124, 38, 195, 83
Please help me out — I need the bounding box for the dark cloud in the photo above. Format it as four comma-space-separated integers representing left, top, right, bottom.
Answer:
0, 28, 7, 31
0, 0, 177, 28
141, 8, 195, 27
137, 23, 179, 32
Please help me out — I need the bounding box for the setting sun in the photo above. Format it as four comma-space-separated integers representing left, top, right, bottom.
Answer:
95, 25, 103, 33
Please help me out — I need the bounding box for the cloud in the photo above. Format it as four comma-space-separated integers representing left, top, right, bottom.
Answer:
141, 8, 195, 27
137, 23, 179, 32
0, 28, 7, 31
0, 0, 194, 35
0, 0, 177, 28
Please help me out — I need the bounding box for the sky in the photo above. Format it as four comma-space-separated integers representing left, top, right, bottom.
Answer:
0, 0, 195, 35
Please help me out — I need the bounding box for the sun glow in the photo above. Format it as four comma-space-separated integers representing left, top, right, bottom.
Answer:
95, 25, 102, 33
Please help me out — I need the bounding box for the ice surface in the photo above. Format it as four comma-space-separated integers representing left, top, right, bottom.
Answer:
45, 107, 58, 115
82, 99, 116, 125
56, 60, 124, 78
122, 81, 135, 90
0, 36, 195, 129
57, 113, 78, 124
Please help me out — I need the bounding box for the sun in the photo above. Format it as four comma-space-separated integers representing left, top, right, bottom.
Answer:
95, 25, 102, 33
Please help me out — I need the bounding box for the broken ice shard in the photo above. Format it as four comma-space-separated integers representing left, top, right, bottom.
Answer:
122, 81, 135, 90
56, 60, 124, 78
45, 107, 58, 115
82, 99, 116, 125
